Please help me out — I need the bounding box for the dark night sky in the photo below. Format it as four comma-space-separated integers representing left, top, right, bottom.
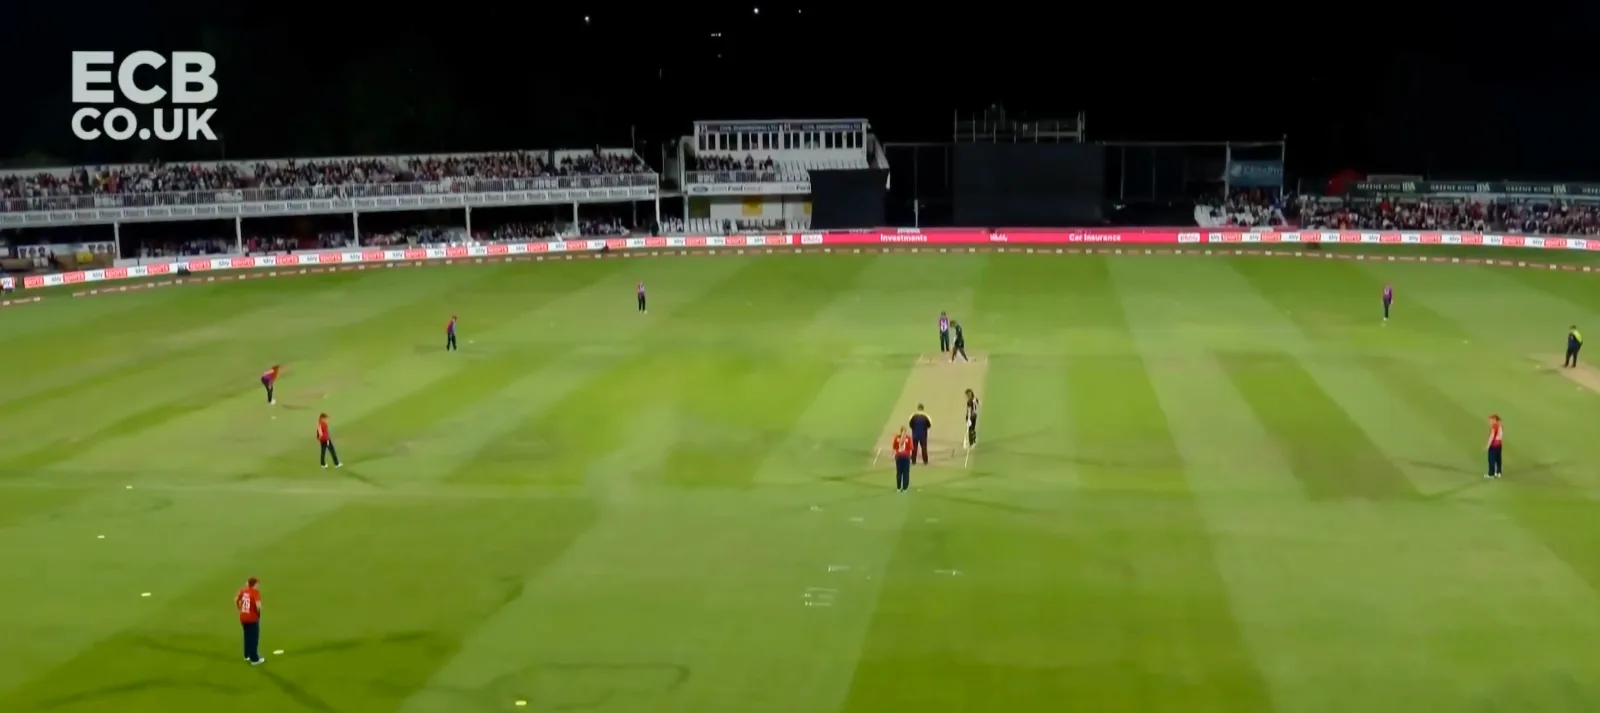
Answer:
4, 1, 1599, 183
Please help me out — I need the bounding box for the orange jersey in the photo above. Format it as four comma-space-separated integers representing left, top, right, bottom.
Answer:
236, 587, 261, 623
1488, 421, 1503, 447
316, 419, 330, 442
892, 434, 914, 458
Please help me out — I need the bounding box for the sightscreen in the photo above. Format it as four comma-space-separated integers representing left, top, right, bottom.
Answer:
952, 144, 1105, 226
809, 169, 889, 230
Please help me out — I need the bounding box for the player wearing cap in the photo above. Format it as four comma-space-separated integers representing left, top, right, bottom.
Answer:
908, 404, 932, 465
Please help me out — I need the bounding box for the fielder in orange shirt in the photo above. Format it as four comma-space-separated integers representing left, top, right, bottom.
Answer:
260, 365, 281, 405
317, 413, 342, 468
892, 427, 915, 492
235, 577, 265, 665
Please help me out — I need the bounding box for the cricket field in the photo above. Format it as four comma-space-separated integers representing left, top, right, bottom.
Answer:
2, 246, 1600, 713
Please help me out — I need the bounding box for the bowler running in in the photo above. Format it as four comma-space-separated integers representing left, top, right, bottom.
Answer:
260, 365, 280, 405
1565, 326, 1583, 368
950, 321, 969, 362
1485, 414, 1503, 479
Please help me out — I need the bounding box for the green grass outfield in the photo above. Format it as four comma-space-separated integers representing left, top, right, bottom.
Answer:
3, 248, 1600, 713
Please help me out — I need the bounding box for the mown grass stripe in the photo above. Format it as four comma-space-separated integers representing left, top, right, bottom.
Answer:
439, 258, 762, 488
656, 255, 879, 489
1360, 353, 1600, 598
1217, 350, 1420, 501
0, 495, 599, 713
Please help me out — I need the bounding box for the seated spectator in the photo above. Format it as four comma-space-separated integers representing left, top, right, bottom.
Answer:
1198, 189, 1291, 227
657, 216, 686, 234
1203, 187, 1292, 227
1296, 195, 1487, 232
692, 154, 776, 173
1488, 199, 1600, 236
1287, 194, 1600, 236
0, 149, 653, 211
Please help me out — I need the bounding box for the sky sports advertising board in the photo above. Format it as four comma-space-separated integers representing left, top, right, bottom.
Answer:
13, 227, 1600, 291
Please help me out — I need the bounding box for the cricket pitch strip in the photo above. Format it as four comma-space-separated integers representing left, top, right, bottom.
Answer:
1534, 354, 1600, 393
867, 352, 990, 489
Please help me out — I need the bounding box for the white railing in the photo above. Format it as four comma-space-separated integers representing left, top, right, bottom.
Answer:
686, 170, 782, 184
0, 174, 659, 213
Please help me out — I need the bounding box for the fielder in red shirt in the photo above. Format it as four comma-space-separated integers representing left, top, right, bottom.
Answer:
317, 413, 342, 468
892, 428, 915, 492
1485, 414, 1503, 479
260, 365, 280, 405
235, 577, 265, 665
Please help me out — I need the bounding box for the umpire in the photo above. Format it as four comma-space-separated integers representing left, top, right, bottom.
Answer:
1565, 325, 1583, 368
908, 404, 932, 465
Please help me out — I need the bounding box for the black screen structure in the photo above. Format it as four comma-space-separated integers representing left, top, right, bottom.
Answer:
808, 169, 889, 229
952, 144, 1105, 226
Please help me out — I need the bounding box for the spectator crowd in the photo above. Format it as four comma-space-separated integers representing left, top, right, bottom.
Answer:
694, 155, 777, 173
1204, 189, 1600, 236
117, 219, 638, 260
0, 150, 653, 203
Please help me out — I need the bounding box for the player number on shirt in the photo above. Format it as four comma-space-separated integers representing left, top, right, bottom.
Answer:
238, 594, 252, 614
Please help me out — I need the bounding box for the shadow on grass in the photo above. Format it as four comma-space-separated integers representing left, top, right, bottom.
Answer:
118, 631, 692, 713
1404, 459, 1562, 501
816, 468, 1040, 517
329, 466, 387, 489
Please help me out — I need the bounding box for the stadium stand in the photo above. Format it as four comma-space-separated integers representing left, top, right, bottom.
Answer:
11, 138, 1600, 274
1197, 187, 1600, 236
673, 119, 889, 234
0, 149, 652, 212
1194, 189, 1290, 228
0, 148, 660, 265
